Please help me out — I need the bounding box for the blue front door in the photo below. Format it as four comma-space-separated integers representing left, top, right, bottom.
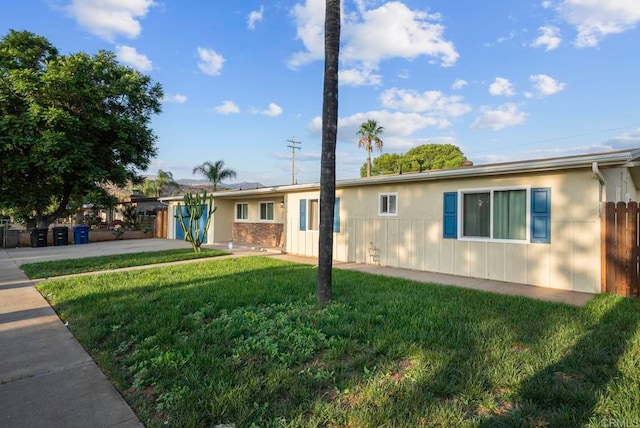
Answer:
175, 205, 208, 243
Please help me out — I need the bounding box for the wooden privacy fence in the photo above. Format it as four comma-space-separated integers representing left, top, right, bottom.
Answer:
155, 208, 168, 239
601, 201, 639, 297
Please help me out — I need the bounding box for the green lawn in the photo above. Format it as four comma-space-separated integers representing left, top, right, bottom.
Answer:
37, 256, 640, 427
22, 248, 228, 278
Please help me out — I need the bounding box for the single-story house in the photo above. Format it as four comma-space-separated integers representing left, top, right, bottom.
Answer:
161, 148, 640, 294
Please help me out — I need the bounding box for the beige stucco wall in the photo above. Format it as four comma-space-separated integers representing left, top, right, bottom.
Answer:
213, 200, 234, 242
286, 169, 603, 294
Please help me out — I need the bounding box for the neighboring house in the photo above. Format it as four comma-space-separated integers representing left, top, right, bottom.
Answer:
161, 148, 640, 294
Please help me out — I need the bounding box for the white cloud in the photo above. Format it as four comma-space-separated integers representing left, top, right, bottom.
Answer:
484, 31, 517, 47
339, 66, 382, 86
248, 5, 264, 30
555, 0, 640, 47
489, 77, 516, 97
289, 0, 458, 78
261, 103, 283, 117
163, 94, 187, 103
530, 74, 566, 96
115, 45, 152, 71
342, 2, 459, 67
380, 88, 471, 117
214, 100, 240, 114
272, 150, 321, 161
531, 26, 562, 50
65, 0, 155, 41
288, 0, 326, 68
452, 79, 468, 90
308, 110, 451, 144
471, 103, 527, 130
197, 47, 225, 76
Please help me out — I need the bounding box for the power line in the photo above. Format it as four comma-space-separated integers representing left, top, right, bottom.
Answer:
286, 138, 302, 185
467, 124, 640, 155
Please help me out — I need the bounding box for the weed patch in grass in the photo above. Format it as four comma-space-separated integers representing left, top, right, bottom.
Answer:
37, 256, 640, 426
21, 248, 228, 278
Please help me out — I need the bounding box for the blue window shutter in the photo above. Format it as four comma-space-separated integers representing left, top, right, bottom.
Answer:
443, 192, 457, 239
299, 199, 307, 231
333, 197, 340, 232
531, 188, 551, 243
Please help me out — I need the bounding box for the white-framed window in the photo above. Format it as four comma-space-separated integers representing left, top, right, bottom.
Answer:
378, 192, 398, 216
308, 199, 319, 231
459, 186, 529, 243
259, 201, 274, 221
235, 202, 248, 221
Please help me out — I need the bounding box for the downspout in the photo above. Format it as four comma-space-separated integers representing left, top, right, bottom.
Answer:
592, 161, 606, 202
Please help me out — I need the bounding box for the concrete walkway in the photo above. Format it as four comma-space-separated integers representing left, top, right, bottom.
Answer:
0, 239, 594, 427
270, 254, 595, 306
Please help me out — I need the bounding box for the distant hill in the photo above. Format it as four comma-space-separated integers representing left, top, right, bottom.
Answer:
175, 179, 264, 191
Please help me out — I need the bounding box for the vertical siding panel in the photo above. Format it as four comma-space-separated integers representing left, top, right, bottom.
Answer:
413, 219, 425, 271
453, 240, 468, 277
486, 242, 504, 281
551, 220, 573, 290
468, 241, 486, 279
425, 221, 439, 272
396, 219, 415, 269
505, 244, 527, 283
527, 239, 551, 287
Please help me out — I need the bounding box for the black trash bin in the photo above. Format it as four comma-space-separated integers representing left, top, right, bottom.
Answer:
73, 225, 90, 244
29, 228, 48, 248
52, 226, 69, 246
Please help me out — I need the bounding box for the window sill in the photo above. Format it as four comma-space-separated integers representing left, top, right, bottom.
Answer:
458, 236, 530, 245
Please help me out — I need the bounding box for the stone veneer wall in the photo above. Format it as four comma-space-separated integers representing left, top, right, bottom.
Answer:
233, 223, 284, 247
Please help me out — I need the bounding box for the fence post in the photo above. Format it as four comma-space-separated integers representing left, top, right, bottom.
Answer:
629, 202, 639, 297
615, 202, 628, 296
604, 202, 616, 293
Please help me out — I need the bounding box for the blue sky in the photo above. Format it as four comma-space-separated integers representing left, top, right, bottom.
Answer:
2, 1, 639, 186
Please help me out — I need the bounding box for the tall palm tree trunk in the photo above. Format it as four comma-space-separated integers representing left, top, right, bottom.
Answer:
317, 0, 340, 304
366, 146, 372, 177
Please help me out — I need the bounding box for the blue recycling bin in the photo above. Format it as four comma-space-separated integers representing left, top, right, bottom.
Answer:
73, 225, 90, 244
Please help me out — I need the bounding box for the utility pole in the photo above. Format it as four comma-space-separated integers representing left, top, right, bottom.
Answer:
287, 138, 301, 184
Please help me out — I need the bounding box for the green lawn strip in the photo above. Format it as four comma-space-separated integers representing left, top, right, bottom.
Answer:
22, 248, 228, 278
37, 256, 640, 427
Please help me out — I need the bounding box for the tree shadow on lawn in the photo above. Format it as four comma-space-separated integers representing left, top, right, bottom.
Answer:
477, 295, 640, 427
38, 258, 640, 426
320, 276, 589, 425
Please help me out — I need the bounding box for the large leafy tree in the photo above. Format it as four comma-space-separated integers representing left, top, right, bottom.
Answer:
357, 119, 384, 177
317, 0, 340, 304
404, 143, 467, 171
0, 30, 162, 229
360, 153, 401, 176
192, 160, 237, 191
360, 144, 467, 177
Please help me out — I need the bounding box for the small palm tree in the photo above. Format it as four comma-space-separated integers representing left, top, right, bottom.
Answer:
192, 160, 237, 191
156, 169, 178, 196
357, 119, 384, 177
140, 169, 178, 197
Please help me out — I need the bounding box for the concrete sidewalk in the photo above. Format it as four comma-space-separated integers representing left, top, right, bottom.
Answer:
0, 248, 145, 427
0, 239, 268, 428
